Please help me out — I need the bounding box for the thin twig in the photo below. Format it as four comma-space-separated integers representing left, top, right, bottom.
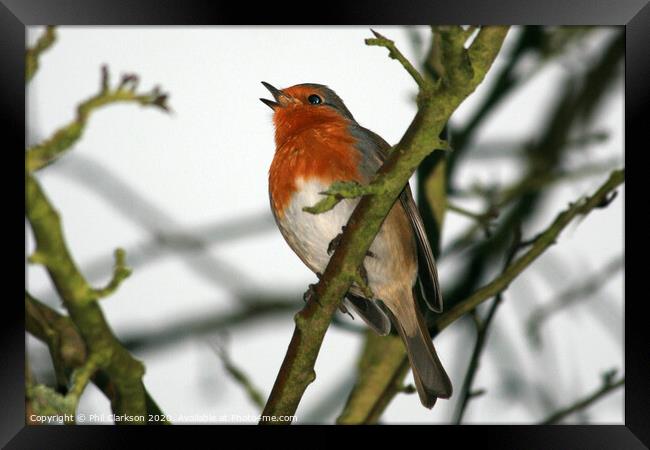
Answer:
26, 65, 169, 172
210, 337, 266, 409
90, 248, 132, 299
526, 255, 624, 346
366, 29, 428, 89
26, 26, 56, 82
453, 227, 522, 423
446, 201, 498, 236
444, 159, 621, 257
540, 370, 624, 424
437, 169, 623, 329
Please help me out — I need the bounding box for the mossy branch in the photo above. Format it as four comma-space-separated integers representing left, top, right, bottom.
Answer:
25, 292, 168, 423
25, 291, 86, 388
26, 65, 169, 172
259, 26, 509, 424
336, 169, 624, 423
26, 26, 56, 82
302, 181, 382, 215
26, 38, 170, 423
27, 173, 152, 422
92, 248, 133, 299
336, 332, 410, 424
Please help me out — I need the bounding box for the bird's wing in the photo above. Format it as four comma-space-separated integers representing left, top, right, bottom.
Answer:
351, 124, 444, 313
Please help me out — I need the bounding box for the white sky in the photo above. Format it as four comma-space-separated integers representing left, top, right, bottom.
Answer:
26, 26, 623, 424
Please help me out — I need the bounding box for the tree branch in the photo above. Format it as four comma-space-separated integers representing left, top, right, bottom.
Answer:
26, 26, 56, 82
259, 26, 509, 424
211, 337, 266, 410
26, 65, 169, 172
540, 369, 624, 424
336, 332, 411, 424
526, 254, 623, 347
437, 169, 623, 329
366, 29, 428, 89
90, 248, 132, 299
27, 353, 101, 424
25, 291, 168, 423
336, 168, 623, 423
27, 172, 154, 422
453, 228, 522, 423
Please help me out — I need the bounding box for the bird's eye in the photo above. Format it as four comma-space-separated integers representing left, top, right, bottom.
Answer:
308, 94, 322, 105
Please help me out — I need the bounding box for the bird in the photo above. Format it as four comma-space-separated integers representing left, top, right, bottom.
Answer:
261, 81, 452, 408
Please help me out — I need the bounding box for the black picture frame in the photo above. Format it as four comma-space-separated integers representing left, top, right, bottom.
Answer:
6, 0, 645, 447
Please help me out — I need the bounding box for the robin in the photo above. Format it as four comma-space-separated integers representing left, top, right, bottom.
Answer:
261, 82, 452, 408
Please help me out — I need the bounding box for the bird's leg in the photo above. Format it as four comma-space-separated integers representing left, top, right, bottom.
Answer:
327, 226, 346, 255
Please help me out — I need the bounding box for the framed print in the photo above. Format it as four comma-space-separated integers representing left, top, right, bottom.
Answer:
5, 0, 645, 447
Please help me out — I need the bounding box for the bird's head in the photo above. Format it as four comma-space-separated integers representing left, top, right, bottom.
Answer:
261, 82, 355, 145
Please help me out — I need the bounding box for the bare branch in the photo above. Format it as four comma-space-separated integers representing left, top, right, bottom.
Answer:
91, 248, 132, 299
366, 29, 428, 89
453, 228, 522, 423
26, 65, 170, 172
437, 169, 624, 329
540, 369, 624, 424
526, 255, 623, 346
210, 337, 266, 409
26, 26, 57, 82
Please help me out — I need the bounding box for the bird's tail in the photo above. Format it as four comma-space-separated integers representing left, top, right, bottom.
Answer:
383, 293, 452, 408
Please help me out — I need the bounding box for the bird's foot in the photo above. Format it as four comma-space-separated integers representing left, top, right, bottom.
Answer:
303, 283, 322, 306
352, 264, 374, 299
327, 227, 346, 255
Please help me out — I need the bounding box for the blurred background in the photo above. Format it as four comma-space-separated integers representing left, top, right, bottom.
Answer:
26, 26, 624, 424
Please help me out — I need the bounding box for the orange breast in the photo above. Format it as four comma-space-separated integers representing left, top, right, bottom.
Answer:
269, 119, 361, 217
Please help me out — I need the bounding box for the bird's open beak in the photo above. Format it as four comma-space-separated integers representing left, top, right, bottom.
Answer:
260, 81, 291, 110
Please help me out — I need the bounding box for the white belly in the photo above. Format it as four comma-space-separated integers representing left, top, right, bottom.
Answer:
277, 178, 358, 275
276, 177, 416, 300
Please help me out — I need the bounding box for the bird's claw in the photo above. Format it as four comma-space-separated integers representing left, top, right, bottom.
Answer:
303, 283, 322, 307
327, 227, 346, 255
